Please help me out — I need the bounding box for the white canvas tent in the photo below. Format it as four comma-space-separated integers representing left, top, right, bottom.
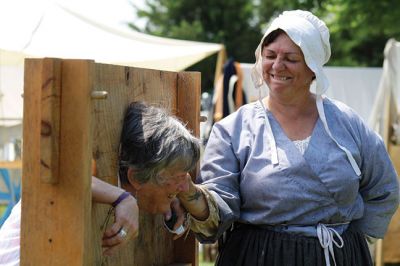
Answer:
369, 39, 400, 140
0, 0, 224, 107
240, 64, 383, 124
0, 0, 223, 71
0, 0, 226, 159
368, 39, 400, 265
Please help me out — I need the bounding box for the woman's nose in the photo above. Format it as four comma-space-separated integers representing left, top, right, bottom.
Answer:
272, 57, 285, 71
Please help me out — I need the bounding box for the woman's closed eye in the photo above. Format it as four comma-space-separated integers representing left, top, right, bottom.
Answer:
265, 55, 300, 63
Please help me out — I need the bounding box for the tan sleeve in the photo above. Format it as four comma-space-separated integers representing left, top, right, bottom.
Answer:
187, 185, 219, 237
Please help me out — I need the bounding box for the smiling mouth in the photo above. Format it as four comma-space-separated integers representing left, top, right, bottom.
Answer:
271, 74, 290, 81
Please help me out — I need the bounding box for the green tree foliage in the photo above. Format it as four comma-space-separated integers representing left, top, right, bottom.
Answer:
320, 0, 400, 66
257, 0, 400, 66
130, 0, 262, 91
257, 0, 324, 28
129, 0, 400, 90
132, 0, 261, 62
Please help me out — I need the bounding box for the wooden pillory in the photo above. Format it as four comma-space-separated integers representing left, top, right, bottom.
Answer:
21, 58, 200, 265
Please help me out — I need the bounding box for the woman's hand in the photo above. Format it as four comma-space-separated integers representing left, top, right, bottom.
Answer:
164, 198, 188, 240
102, 195, 139, 256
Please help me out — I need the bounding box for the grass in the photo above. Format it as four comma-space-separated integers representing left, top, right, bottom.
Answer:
199, 251, 216, 266
199, 258, 215, 266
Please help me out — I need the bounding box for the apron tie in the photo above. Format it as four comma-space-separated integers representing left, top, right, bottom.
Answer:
316, 223, 344, 266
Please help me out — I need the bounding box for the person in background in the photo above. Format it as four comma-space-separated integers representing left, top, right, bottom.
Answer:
176, 10, 399, 266
0, 101, 200, 265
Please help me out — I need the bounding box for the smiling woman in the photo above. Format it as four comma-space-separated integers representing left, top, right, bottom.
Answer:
262, 29, 315, 101
175, 10, 399, 266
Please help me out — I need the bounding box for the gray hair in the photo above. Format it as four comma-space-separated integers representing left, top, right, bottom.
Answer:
119, 101, 201, 185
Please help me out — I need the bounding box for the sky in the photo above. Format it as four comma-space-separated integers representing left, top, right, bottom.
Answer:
0, 0, 147, 32
0, 0, 146, 51
60, 0, 147, 30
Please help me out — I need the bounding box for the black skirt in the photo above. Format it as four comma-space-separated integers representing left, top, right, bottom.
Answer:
216, 224, 373, 266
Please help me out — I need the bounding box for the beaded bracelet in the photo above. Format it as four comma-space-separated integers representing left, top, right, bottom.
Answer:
112, 191, 131, 207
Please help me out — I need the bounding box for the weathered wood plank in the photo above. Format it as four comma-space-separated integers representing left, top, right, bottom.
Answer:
21, 59, 94, 265
383, 144, 400, 263
91, 64, 180, 266
174, 71, 201, 266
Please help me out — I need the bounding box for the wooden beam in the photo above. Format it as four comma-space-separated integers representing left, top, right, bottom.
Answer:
0, 160, 22, 169
91, 65, 179, 265
174, 71, 201, 266
21, 59, 94, 265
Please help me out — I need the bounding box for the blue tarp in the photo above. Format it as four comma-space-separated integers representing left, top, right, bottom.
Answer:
0, 168, 20, 226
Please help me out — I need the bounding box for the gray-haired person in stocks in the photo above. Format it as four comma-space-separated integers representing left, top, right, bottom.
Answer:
118, 101, 200, 217
0, 101, 200, 264
103, 101, 201, 252
173, 10, 399, 266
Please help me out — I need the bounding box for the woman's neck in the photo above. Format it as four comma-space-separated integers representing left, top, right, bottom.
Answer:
263, 93, 319, 140
264, 93, 317, 119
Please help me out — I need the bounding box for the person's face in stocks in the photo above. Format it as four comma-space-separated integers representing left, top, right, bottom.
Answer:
130, 163, 190, 214
261, 32, 314, 99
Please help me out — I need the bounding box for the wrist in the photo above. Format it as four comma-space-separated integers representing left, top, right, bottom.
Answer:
178, 179, 197, 199
112, 191, 132, 207
178, 184, 204, 204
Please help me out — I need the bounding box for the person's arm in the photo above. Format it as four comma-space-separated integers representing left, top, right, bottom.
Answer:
352, 122, 399, 238
92, 176, 139, 256
177, 178, 209, 221
92, 176, 126, 203
0, 200, 22, 265
173, 177, 220, 239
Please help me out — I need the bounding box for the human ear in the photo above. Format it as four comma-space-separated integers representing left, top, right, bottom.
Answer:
127, 168, 141, 191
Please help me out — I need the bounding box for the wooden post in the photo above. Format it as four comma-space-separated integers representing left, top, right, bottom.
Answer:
383, 143, 400, 263
174, 71, 201, 266
21, 59, 94, 265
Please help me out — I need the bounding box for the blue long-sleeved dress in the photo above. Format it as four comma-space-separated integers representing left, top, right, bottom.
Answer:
196, 98, 399, 244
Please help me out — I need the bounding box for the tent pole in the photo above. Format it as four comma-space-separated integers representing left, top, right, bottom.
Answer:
213, 46, 226, 89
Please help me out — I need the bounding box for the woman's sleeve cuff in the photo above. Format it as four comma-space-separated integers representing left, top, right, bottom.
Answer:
187, 185, 220, 237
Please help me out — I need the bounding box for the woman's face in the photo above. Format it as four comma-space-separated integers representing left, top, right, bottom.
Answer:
261, 32, 314, 98
133, 165, 190, 214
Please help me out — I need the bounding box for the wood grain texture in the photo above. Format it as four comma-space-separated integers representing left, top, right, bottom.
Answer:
383, 144, 400, 263
21, 59, 94, 265
91, 63, 198, 266
40, 58, 61, 184
21, 60, 200, 266
379, 91, 399, 264
174, 71, 201, 266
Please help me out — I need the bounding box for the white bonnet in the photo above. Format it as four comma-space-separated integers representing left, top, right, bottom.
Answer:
251, 10, 331, 95
252, 10, 361, 176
